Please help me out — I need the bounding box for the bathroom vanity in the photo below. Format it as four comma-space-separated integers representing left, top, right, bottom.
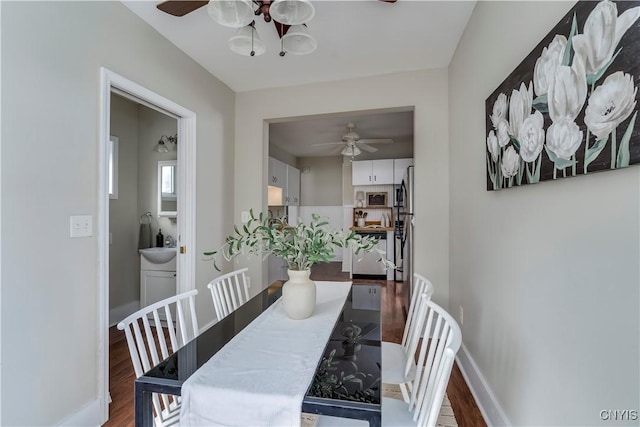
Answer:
139, 248, 177, 312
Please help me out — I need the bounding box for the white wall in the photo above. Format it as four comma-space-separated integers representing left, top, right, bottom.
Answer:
269, 143, 298, 167
137, 105, 178, 242
1, 2, 235, 425
109, 95, 140, 316
298, 156, 343, 206
449, 2, 640, 425
235, 71, 450, 304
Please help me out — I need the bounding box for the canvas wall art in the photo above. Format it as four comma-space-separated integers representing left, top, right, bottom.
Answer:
485, 0, 640, 190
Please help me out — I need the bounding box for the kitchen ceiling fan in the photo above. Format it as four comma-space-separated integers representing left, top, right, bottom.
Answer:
312, 122, 394, 157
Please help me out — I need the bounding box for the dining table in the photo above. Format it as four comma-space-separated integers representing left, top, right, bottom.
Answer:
134, 280, 383, 427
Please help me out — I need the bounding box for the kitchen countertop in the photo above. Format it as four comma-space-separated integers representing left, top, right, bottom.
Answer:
350, 226, 395, 232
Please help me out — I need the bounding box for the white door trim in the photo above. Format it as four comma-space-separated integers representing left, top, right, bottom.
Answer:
98, 67, 197, 423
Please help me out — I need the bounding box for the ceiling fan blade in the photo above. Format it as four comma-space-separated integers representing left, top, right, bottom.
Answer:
358, 138, 394, 145
379, 0, 397, 2
358, 143, 379, 153
157, 1, 209, 17
311, 142, 345, 148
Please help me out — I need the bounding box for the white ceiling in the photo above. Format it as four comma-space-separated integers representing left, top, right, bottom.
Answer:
123, 0, 475, 158
123, 0, 476, 93
269, 109, 414, 158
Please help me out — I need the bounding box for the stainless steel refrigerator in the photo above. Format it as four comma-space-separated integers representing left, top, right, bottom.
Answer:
401, 165, 414, 296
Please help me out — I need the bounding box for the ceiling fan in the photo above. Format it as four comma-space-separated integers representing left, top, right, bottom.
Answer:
312, 122, 394, 157
156, 0, 397, 56
156, 0, 397, 18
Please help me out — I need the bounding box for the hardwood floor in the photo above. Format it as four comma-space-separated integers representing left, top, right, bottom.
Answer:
106, 326, 136, 427
104, 263, 486, 426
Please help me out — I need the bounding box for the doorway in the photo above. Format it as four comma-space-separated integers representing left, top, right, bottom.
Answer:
98, 68, 197, 423
267, 108, 414, 280
109, 93, 178, 327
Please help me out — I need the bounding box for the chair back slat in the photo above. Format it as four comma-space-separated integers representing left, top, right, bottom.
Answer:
132, 319, 152, 374
227, 277, 239, 309
417, 349, 456, 427
142, 313, 162, 367
211, 286, 224, 318
151, 309, 170, 361
117, 289, 199, 427
207, 268, 251, 321
404, 294, 430, 378
188, 295, 198, 339
402, 273, 435, 349
175, 300, 188, 347
411, 315, 447, 416
404, 298, 461, 427
122, 327, 144, 378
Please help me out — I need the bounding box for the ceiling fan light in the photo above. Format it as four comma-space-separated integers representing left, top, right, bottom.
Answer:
229, 26, 266, 56
269, 0, 315, 25
282, 25, 317, 55
207, 0, 254, 28
341, 145, 361, 157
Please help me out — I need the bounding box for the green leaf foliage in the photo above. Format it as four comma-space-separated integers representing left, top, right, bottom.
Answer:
204, 212, 396, 272
587, 48, 622, 85
545, 145, 576, 169
616, 112, 636, 168
510, 137, 521, 151
584, 135, 608, 171
562, 13, 578, 67
532, 95, 548, 114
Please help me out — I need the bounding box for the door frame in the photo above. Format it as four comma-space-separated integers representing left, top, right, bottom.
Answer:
97, 68, 197, 423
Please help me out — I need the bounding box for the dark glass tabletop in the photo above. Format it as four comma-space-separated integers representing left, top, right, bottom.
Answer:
135, 281, 382, 427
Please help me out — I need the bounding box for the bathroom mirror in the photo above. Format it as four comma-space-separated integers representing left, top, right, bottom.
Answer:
158, 160, 177, 217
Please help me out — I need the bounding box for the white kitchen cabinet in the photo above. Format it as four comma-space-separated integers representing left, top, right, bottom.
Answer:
268, 157, 300, 207
268, 157, 287, 188
393, 158, 414, 184
352, 159, 394, 185
285, 166, 300, 206
352, 285, 381, 311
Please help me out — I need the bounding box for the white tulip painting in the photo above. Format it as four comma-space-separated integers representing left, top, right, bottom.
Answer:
485, 0, 640, 191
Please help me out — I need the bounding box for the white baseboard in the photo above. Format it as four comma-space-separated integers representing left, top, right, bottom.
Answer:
109, 300, 140, 327
58, 398, 102, 427
456, 343, 511, 427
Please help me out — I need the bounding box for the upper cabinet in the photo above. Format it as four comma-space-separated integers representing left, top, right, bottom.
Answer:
268, 157, 300, 206
268, 157, 287, 187
352, 159, 394, 186
286, 166, 300, 206
393, 158, 414, 184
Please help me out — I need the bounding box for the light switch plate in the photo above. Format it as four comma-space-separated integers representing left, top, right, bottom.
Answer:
70, 215, 93, 238
241, 211, 251, 223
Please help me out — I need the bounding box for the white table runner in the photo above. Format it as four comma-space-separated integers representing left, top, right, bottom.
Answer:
180, 281, 352, 427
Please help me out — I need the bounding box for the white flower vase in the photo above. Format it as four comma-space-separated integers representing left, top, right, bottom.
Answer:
282, 269, 316, 319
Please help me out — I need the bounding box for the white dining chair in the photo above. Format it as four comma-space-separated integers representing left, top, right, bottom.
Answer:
117, 290, 199, 427
381, 273, 435, 402
316, 296, 462, 427
207, 267, 251, 320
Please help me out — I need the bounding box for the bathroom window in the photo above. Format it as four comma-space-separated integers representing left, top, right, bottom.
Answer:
158, 160, 177, 217
109, 136, 119, 199
161, 164, 175, 199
